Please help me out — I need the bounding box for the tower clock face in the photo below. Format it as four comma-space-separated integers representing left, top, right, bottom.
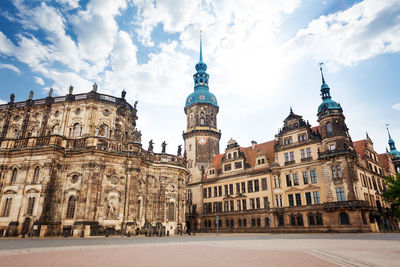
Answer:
198, 136, 207, 145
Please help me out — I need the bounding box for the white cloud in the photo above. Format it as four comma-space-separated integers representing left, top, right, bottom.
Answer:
393, 103, 400, 110
56, 0, 80, 9
283, 0, 400, 68
34, 76, 45, 85
0, 98, 6, 104
0, 63, 20, 74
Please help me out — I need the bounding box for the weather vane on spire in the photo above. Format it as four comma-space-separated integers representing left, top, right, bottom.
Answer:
319, 62, 325, 84
386, 123, 392, 139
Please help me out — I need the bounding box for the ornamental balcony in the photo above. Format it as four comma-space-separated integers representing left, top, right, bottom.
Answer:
284, 160, 296, 166
318, 148, 357, 159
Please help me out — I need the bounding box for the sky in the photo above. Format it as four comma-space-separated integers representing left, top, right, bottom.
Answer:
0, 0, 399, 155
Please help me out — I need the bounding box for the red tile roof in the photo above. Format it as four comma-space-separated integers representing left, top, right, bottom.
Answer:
210, 140, 275, 172
378, 153, 389, 172
311, 126, 320, 134
353, 140, 367, 158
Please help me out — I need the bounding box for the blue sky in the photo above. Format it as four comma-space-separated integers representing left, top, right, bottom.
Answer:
0, 0, 399, 154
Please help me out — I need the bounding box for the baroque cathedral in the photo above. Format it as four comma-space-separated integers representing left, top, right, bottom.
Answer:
0, 35, 399, 237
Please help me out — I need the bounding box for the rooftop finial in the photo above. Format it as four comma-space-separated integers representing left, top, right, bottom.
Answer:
199, 30, 203, 63
386, 123, 392, 139
319, 62, 325, 84
290, 106, 293, 114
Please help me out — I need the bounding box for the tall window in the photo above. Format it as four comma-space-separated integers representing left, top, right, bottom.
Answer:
241, 182, 246, 193
237, 200, 241, 210
306, 148, 312, 158
288, 194, 294, 206
255, 198, 260, 209
293, 173, 299, 186
224, 185, 228, 196
3, 198, 12, 216
295, 193, 302, 206
167, 203, 175, 221
274, 176, 281, 188
310, 170, 318, 183
326, 122, 333, 136
236, 183, 240, 194
302, 171, 309, 184
11, 168, 18, 184
214, 186, 217, 197
229, 184, 233, 195
27, 197, 35, 216
66, 196, 77, 219
286, 174, 292, 187
300, 149, 305, 159
33, 166, 40, 184
313, 191, 321, 204
99, 124, 109, 138
250, 198, 255, 209
263, 197, 269, 208
275, 195, 282, 207
305, 192, 312, 205
73, 123, 81, 137
284, 153, 289, 162
248, 180, 254, 193
242, 199, 247, 210
218, 186, 222, 196
254, 180, 259, 192
332, 165, 342, 179
289, 151, 294, 161
336, 187, 346, 201
261, 178, 268, 190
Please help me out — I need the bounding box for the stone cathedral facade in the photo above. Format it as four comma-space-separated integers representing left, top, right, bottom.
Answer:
0, 87, 188, 237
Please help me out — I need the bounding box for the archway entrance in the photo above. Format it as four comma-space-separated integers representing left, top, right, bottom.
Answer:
21, 218, 31, 235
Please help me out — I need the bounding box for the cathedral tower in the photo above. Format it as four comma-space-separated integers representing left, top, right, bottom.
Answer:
183, 32, 221, 183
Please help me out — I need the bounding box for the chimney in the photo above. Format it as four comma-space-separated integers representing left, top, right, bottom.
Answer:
251, 140, 257, 150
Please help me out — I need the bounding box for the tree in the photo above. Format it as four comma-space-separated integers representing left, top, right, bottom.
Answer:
382, 173, 400, 219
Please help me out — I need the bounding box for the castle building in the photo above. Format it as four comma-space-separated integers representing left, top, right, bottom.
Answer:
0, 86, 188, 237
184, 39, 399, 233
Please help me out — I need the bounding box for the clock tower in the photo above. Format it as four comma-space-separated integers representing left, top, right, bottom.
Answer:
183, 32, 221, 184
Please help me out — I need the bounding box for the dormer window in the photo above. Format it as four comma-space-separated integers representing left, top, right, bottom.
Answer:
233, 152, 237, 158
228, 153, 232, 159
199, 95, 205, 100
329, 143, 336, 150
224, 164, 232, 171
284, 137, 293, 145
257, 158, 266, 165
298, 133, 307, 142
234, 161, 242, 169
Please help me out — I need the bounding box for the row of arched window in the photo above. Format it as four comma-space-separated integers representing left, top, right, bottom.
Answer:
64, 196, 176, 221
9, 166, 40, 185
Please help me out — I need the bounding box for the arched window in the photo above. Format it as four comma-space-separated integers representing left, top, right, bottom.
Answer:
11, 168, 18, 184
99, 124, 109, 138
66, 196, 77, 219
27, 197, 35, 216
33, 166, 40, 184
167, 203, 175, 221
326, 122, 333, 136
73, 123, 81, 137
340, 212, 349, 225
189, 113, 194, 128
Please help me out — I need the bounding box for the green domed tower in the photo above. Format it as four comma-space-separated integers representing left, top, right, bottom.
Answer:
183, 32, 221, 184
317, 63, 356, 202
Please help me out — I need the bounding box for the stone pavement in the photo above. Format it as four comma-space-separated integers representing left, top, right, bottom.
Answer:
0, 233, 399, 266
